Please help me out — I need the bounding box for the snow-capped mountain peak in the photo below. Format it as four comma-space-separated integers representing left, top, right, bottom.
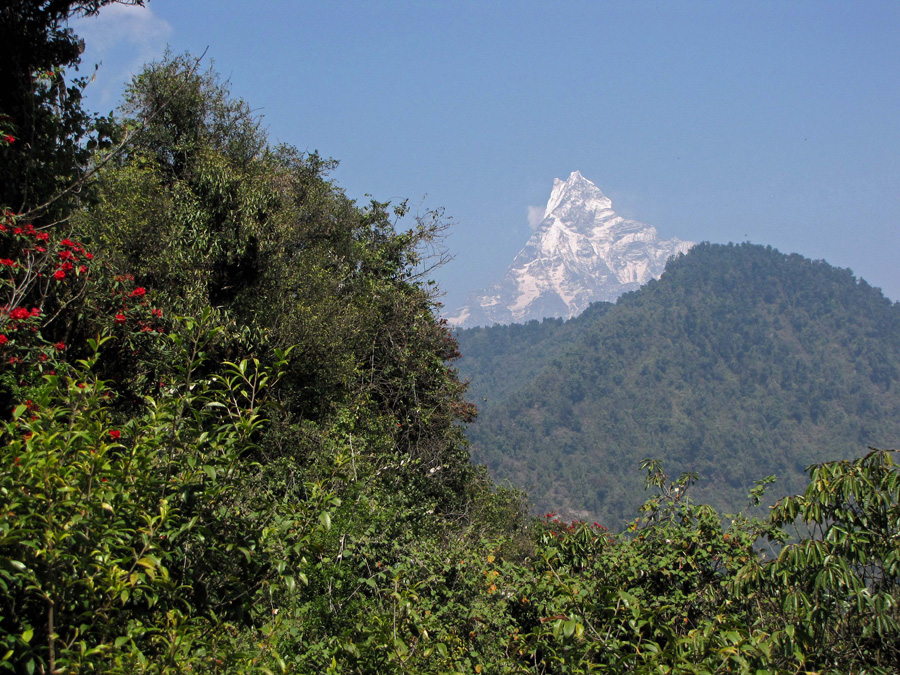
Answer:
446, 172, 693, 328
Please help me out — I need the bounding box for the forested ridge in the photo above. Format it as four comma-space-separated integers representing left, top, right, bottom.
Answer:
1, 3, 900, 673
459, 242, 900, 525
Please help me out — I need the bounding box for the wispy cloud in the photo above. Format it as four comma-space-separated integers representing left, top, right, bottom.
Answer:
527, 205, 545, 230
71, 4, 172, 108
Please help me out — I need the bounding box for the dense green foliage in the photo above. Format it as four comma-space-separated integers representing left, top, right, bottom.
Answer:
2, 6, 900, 673
458, 243, 900, 525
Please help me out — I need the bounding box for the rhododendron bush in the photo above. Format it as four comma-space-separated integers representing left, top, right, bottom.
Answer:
0, 209, 166, 412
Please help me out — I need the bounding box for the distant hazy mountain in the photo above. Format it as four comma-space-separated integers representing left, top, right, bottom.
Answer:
457, 243, 900, 527
446, 171, 693, 328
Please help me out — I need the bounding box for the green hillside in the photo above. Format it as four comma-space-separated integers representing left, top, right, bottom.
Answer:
458, 242, 900, 526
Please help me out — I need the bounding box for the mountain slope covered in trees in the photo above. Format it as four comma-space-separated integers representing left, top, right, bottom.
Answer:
459, 242, 900, 525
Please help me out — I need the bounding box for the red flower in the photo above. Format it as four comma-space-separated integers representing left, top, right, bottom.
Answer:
3, 135, 14, 144
59, 238, 75, 247
129, 287, 146, 298
109, 430, 121, 440
53, 269, 65, 280
0, 259, 17, 267
114, 314, 126, 324
84, 252, 94, 260
152, 308, 162, 318
39, 352, 48, 362
0, 335, 7, 345
54, 341, 65, 351
35, 232, 49, 241
34, 246, 46, 253
9, 307, 30, 320
78, 265, 87, 273
58, 250, 75, 261
29, 307, 40, 316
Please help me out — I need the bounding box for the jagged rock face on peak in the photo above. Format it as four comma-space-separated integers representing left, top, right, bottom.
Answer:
446, 171, 694, 328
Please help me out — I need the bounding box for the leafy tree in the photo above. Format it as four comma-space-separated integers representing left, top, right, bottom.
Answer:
735, 448, 900, 673
76, 53, 476, 518
0, 1, 139, 228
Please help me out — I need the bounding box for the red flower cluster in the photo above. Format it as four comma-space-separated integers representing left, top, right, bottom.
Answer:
11, 222, 37, 237
1, 219, 94, 283
109, 279, 164, 333
109, 430, 121, 440
9, 307, 31, 321
50, 238, 92, 280
5, 306, 40, 323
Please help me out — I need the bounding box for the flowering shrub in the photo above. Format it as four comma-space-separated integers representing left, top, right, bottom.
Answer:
0, 209, 166, 407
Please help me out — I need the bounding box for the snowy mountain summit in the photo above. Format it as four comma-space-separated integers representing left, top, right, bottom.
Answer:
446, 171, 694, 328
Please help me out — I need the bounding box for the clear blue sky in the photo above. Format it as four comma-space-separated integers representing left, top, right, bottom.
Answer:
74, 0, 900, 310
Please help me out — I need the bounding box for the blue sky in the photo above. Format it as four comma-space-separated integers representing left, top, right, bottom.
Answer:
73, 1, 900, 310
